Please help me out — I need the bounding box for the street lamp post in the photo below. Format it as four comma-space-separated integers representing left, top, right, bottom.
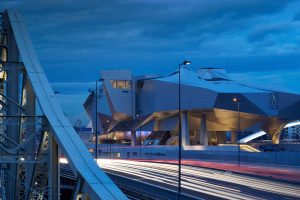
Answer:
107, 128, 109, 158
233, 97, 240, 166
89, 78, 104, 160
136, 114, 142, 159
95, 80, 99, 160
140, 130, 142, 159
106, 120, 111, 158
178, 60, 191, 199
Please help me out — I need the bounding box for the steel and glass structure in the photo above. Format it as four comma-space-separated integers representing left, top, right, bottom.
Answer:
84, 68, 300, 146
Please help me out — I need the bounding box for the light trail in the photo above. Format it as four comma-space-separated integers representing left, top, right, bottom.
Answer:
97, 159, 300, 200
239, 131, 267, 144
284, 121, 300, 128
239, 121, 300, 143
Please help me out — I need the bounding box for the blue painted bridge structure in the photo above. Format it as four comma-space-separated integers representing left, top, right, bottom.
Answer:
0, 10, 127, 200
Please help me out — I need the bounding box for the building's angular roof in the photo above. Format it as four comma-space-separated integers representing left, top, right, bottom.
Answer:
84, 67, 300, 144
155, 67, 275, 93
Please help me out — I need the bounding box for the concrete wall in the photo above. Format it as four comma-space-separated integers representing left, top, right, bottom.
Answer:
101, 70, 133, 117
96, 145, 300, 167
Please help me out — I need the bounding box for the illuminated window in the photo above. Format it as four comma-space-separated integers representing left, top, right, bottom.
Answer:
110, 80, 131, 89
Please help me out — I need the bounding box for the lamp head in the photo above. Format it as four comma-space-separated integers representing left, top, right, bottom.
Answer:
182, 60, 191, 65
233, 97, 238, 102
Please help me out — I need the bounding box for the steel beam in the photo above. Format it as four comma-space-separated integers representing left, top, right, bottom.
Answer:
4, 10, 19, 200
48, 134, 59, 200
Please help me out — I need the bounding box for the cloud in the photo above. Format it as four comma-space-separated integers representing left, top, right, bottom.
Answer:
51, 81, 94, 87
1, 0, 300, 124
55, 93, 90, 124
2, 0, 297, 72
293, 11, 300, 21
50, 81, 95, 94
248, 22, 294, 42
228, 70, 300, 94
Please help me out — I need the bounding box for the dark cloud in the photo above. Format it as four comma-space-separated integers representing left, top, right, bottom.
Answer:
293, 11, 300, 21
1, 0, 300, 123
247, 22, 293, 42
1, 0, 298, 77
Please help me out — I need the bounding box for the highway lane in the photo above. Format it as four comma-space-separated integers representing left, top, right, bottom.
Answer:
98, 159, 300, 200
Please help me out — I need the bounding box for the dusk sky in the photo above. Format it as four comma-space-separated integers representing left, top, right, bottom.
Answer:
1, 0, 300, 125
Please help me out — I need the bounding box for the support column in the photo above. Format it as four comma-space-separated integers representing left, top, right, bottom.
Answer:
25, 77, 36, 199
195, 130, 200, 145
231, 132, 237, 143
261, 118, 286, 144
48, 134, 59, 200
199, 112, 208, 145
181, 111, 190, 146
131, 131, 137, 147
154, 119, 160, 131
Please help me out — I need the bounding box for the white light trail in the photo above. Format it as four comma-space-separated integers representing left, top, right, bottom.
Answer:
239, 131, 267, 143
284, 121, 300, 128
239, 121, 300, 143
97, 159, 300, 200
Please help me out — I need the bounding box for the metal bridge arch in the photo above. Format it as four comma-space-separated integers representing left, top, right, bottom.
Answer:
0, 10, 127, 200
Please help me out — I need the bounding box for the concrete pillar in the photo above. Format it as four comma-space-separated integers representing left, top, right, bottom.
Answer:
200, 112, 208, 145
195, 130, 200, 145
261, 118, 286, 144
181, 111, 190, 146
231, 131, 237, 143
154, 119, 160, 131
131, 131, 137, 146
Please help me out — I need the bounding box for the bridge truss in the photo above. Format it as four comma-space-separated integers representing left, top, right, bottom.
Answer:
0, 10, 127, 200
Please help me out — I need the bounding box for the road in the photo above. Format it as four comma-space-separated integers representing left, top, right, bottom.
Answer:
98, 159, 300, 200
